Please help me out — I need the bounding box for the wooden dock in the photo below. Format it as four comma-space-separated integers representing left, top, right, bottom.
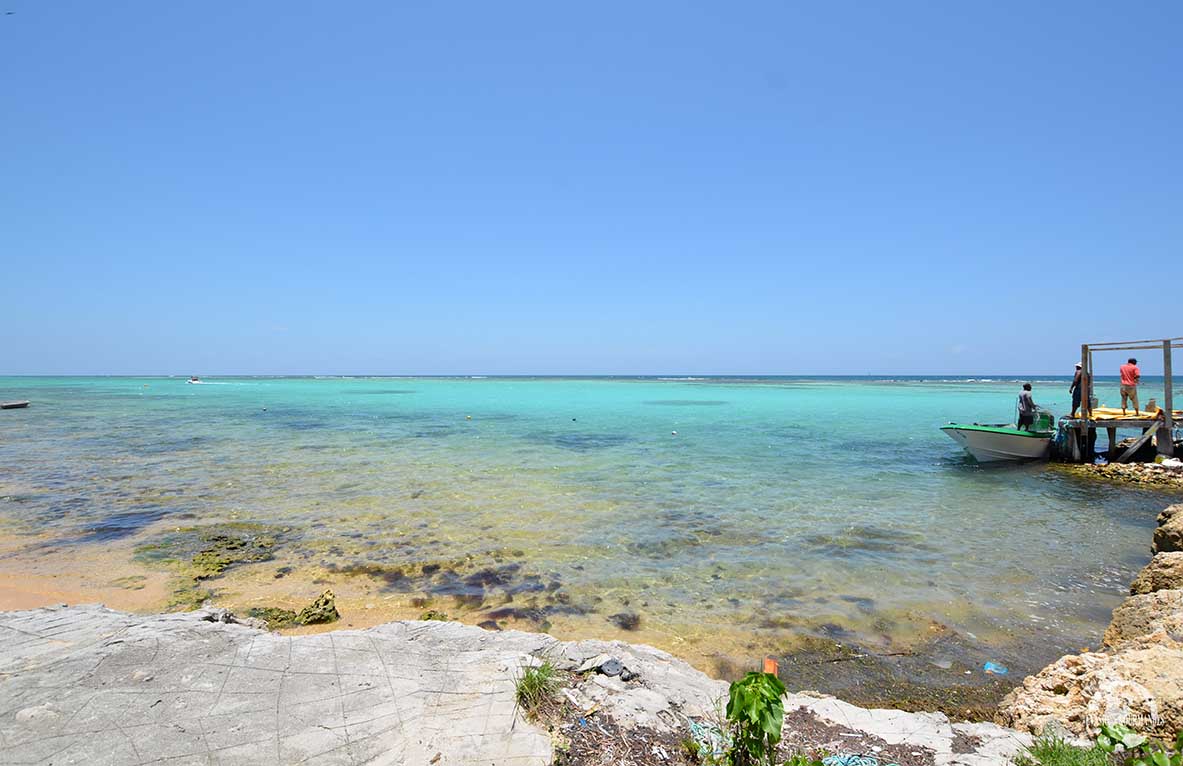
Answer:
1066, 337, 1180, 462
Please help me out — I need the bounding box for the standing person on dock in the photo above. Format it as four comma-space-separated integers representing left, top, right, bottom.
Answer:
1017, 383, 1038, 430
1069, 363, 1088, 418
1120, 357, 1141, 415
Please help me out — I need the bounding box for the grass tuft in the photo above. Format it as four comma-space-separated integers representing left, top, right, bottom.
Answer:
1013, 734, 1110, 766
514, 659, 562, 716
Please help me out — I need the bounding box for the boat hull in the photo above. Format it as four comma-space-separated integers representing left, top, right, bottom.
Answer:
941, 424, 1052, 463
1, 401, 30, 410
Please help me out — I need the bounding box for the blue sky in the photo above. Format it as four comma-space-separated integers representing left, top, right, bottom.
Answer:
2, 1, 1180, 375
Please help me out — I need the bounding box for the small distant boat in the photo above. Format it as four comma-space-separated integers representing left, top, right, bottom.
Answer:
1, 400, 30, 410
941, 411, 1054, 463
187, 376, 202, 385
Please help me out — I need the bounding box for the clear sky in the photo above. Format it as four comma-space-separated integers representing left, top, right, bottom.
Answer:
2, 1, 1180, 375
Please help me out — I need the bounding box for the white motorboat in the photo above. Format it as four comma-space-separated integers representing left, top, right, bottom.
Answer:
941, 411, 1055, 463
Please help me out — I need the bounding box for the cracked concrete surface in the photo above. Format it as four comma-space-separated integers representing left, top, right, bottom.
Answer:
0, 606, 1032, 765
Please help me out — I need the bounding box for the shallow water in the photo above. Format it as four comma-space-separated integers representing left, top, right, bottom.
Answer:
0, 375, 1176, 681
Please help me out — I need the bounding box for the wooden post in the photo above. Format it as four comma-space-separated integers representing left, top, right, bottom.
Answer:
1078, 344, 1090, 462
1162, 340, 1175, 458
1107, 427, 1117, 460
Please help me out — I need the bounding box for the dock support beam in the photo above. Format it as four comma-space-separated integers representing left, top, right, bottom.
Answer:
1161, 340, 1175, 458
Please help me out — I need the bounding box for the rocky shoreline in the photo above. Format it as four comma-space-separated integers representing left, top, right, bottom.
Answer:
1051, 460, 1183, 489
996, 502, 1183, 738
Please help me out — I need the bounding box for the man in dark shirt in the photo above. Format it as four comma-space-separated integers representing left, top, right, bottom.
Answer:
1017, 383, 1038, 430
1069, 363, 1086, 418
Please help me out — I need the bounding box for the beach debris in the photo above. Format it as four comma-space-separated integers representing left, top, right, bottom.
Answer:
575, 653, 639, 681
982, 661, 1008, 675
296, 590, 340, 625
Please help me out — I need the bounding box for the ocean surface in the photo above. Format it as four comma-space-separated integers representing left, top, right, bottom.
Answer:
0, 375, 1177, 682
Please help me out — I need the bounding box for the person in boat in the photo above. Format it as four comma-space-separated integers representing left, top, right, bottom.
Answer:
1017, 383, 1038, 430
1120, 357, 1140, 415
1069, 363, 1090, 418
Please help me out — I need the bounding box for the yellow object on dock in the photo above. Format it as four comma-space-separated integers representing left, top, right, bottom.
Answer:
1086, 406, 1183, 420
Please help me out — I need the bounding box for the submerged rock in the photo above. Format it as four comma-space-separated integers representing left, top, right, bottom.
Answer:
608, 612, 641, 631
1130, 552, 1183, 594
296, 590, 340, 625
135, 523, 283, 581
1154, 504, 1183, 553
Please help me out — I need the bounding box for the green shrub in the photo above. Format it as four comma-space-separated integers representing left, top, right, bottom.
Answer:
781, 755, 824, 766
724, 671, 786, 766
1096, 724, 1183, 766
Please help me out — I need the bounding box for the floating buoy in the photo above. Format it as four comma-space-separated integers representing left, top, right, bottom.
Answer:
466, 415, 472, 420
671, 430, 678, 436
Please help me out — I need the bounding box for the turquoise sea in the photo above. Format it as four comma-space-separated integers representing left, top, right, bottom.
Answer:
0, 375, 1177, 686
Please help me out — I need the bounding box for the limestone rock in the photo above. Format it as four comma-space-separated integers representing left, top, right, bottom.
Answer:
0, 605, 1038, 766
996, 644, 1183, 738
1130, 552, 1183, 594
296, 588, 340, 625
1154, 504, 1183, 553
1103, 590, 1183, 648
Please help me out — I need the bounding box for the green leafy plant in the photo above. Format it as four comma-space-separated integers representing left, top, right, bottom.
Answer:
1013, 734, 1109, 766
1096, 724, 1183, 766
781, 755, 824, 766
514, 659, 561, 717
724, 671, 787, 766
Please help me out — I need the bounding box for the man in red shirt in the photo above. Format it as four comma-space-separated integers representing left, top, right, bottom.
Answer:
1120, 357, 1140, 415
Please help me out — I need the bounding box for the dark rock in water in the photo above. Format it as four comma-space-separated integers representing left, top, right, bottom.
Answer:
477, 620, 500, 631
273, 566, 293, 579
297, 590, 340, 625
839, 595, 877, 613
135, 523, 283, 581
608, 612, 641, 631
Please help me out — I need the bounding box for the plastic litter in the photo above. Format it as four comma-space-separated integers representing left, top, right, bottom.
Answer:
687, 719, 728, 761
1094, 456, 1109, 465
823, 754, 901, 766
599, 658, 624, 676
983, 661, 1009, 675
